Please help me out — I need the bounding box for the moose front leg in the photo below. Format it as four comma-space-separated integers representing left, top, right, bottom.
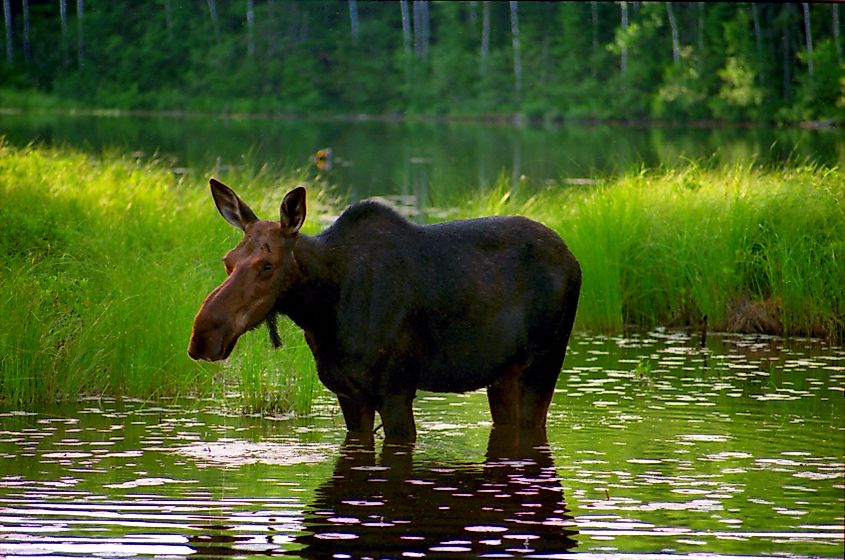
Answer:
337, 395, 375, 435
378, 392, 417, 442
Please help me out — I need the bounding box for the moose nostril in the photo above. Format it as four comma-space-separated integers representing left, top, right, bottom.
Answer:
187, 336, 205, 360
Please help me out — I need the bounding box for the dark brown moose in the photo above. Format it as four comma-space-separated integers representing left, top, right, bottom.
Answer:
188, 179, 581, 441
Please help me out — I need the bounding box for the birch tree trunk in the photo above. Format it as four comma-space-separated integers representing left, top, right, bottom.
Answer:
591, 1, 599, 77
480, 0, 489, 76
348, 0, 359, 44
22, 0, 30, 64
164, 0, 173, 41
413, 0, 422, 59
509, 1, 521, 99
206, 0, 219, 39
834, 4, 842, 65
246, 0, 255, 58
60, 0, 69, 66
666, 2, 679, 65
76, 0, 84, 68
413, 0, 428, 62
751, 3, 763, 84
421, 0, 429, 62
802, 2, 813, 76
783, 5, 792, 100
697, 2, 704, 54
400, 0, 410, 56
3, 0, 12, 63
620, 1, 628, 76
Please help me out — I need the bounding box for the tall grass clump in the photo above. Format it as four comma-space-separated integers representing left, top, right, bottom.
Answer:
0, 142, 321, 410
454, 164, 844, 341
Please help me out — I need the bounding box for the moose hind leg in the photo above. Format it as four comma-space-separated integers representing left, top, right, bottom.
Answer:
487, 364, 522, 427
519, 342, 571, 429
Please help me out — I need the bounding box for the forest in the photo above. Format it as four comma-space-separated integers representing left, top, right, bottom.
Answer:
1, 1, 843, 123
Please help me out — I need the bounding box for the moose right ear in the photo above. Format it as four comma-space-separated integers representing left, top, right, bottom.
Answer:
210, 178, 258, 231
280, 186, 307, 236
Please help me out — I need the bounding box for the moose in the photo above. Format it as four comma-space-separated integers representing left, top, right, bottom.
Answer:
188, 179, 581, 442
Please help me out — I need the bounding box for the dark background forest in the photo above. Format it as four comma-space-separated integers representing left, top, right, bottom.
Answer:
1, 1, 843, 123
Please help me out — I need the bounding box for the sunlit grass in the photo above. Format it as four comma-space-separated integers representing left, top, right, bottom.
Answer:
0, 142, 321, 410
2, 143, 842, 409
454, 163, 844, 340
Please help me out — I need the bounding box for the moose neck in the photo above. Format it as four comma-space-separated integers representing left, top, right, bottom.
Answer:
275, 234, 338, 334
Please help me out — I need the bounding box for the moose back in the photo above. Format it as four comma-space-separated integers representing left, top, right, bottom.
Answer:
189, 179, 581, 441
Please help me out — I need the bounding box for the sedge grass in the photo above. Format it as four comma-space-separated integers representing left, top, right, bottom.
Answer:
452, 163, 844, 340
2, 143, 842, 409
0, 142, 322, 409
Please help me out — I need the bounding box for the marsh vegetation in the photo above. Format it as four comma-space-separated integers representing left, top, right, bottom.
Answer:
1, 143, 841, 410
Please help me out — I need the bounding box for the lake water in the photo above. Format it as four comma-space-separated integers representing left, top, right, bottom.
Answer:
1, 330, 843, 559
1, 112, 843, 204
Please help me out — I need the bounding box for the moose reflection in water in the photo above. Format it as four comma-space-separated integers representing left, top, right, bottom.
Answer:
290, 427, 578, 558
188, 179, 581, 442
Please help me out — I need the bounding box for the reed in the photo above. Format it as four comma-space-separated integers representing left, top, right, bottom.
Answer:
2, 144, 842, 409
0, 142, 320, 409
454, 164, 844, 340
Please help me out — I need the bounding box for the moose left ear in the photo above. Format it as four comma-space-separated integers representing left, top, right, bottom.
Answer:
210, 178, 258, 231
280, 186, 307, 236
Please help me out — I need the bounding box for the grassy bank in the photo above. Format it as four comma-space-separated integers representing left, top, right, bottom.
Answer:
453, 165, 844, 340
1, 144, 842, 409
0, 143, 320, 410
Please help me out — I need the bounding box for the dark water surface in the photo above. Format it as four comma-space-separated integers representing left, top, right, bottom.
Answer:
1, 112, 843, 203
1, 331, 843, 559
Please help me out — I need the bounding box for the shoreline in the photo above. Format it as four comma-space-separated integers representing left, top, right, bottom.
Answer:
1, 104, 840, 131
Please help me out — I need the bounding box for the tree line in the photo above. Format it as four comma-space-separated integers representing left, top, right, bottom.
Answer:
1, 1, 842, 123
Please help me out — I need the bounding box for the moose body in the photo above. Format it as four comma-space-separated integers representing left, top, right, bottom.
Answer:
189, 180, 581, 441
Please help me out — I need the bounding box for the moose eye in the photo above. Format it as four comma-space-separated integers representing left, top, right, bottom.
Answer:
261, 262, 273, 273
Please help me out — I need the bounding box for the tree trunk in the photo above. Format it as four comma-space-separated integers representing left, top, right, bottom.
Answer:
834, 4, 842, 65
22, 0, 30, 64
802, 2, 813, 76
77, 0, 84, 68
60, 0, 69, 66
3, 0, 12, 63
207, 0, 219, 39
666, 2, 679, 65
783, 5, 792, 100
421, 0, 429, 62
400, 0, 410, 85
697, 2, 704, 54
413, 0, 422, 59
348, 0, 359, 44
509, 1, 521, 99
591, 1, 599, 77
164, 0, 173, 41
620, 1, 628, 76
413, 0, 428, 62
480, 0, 489, 75
751, 3, 763, 84
246, 0, 255, 58
400, 0, 410, 56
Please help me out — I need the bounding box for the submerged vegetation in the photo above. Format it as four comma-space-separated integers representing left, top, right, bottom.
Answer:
1, 143, 842, 409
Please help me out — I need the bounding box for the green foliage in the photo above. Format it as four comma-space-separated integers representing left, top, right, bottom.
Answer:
0, 142, 321, 410
2, 144, 843, 408
0, 2, 842, 123
452, 163, 845, 341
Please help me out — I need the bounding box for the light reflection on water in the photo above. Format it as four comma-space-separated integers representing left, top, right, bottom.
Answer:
0, 331, 843, 559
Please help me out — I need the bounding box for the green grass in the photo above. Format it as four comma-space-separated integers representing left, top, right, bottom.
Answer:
1, 143, 842, 409
0, 142, 322, 410
452, 164, 844, 340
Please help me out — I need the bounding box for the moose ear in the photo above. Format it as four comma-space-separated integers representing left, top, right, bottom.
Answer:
210, 178, 258, 231
280, 186, 307, 236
